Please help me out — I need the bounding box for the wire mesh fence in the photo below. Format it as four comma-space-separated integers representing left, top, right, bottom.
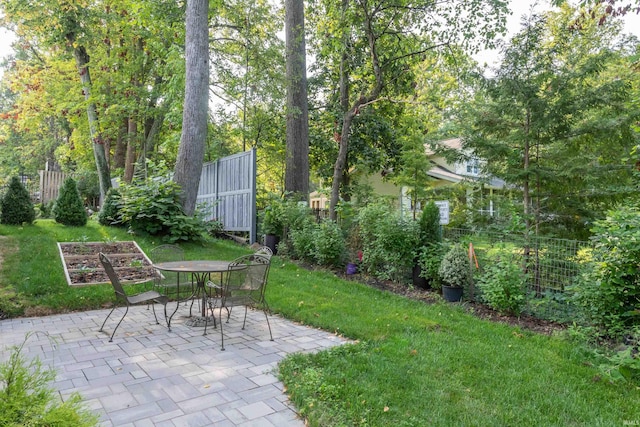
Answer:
443, 228, 589, 322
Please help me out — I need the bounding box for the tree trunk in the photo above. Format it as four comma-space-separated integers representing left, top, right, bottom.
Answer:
123, 117, 137, 183
72, 45, 111, 204
329, 109, 356, 220
284, 0, 309, 201
174, 0, 209, 216
114, 118, 128, 169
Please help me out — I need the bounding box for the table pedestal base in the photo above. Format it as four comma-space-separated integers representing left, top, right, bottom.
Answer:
184, 316, 217, 328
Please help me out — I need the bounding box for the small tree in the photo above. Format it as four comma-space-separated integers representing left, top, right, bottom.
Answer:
98, 188, 123, 226
52, 177, 88, 226
0, 176, 36, 225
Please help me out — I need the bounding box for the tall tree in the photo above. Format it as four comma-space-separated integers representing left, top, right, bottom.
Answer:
284, 0, 309, 200
307, 0, 509, 220
173, 0, 209, 215
1, 0, 112, 201
462, 5, 640, 238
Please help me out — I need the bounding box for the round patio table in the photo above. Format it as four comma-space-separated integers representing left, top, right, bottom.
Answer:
153, 260, 231, 332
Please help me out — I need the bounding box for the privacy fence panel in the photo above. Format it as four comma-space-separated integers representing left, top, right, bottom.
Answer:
39, 170, 66, 204
196, 149, 257, 243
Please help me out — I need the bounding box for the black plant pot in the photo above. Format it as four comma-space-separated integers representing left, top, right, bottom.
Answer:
442, 285, 463, 302
412, 264, 428, 289
264, 234, 280, 255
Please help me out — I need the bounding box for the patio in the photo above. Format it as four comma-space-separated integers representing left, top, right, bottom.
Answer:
0, 305, 348, 426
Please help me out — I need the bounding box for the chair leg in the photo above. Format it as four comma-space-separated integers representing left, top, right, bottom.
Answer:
108, 304, 129, 342
219, 305, 225, 351
263, 309, 274, 341
99, 306, 117, 333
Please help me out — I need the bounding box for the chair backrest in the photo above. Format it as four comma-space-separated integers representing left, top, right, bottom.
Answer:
254, 246, 273, 259
224, 254, 271, 304
99, 252, 127, 300
150, 244, 185, 263
150, 244, 185, 283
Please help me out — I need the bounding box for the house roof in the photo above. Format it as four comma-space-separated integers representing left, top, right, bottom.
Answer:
426, 163, 462, 183
424, 137, 462, 156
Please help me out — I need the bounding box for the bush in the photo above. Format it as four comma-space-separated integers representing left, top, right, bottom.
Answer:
289, 217, 318, 262
119, 178, 208, 243
571, 207, 640, 338
418, 201, 442, 246
98, 187, 123, 226
52, 177, 87, 226
313, 220, 346, 268
438, 244, 471, 288
417, 242, 446, 286
0, 337, 98, 426
0, 176, 36, 225
477, 254, 527, 316
356, 201, 419, 283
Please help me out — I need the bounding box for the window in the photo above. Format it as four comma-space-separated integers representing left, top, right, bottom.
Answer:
466, 158, 480, 175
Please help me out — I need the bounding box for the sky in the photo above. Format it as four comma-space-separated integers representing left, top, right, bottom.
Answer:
0, 1, 639, 78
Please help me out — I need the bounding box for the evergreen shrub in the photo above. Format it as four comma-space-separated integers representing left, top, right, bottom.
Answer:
52, 177, 87, 226
0, 338, 98, 426
98, 187, 123, 226
0, 176, 36, 225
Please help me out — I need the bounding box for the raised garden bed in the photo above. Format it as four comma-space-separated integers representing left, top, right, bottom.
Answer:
57, 241, 157, 286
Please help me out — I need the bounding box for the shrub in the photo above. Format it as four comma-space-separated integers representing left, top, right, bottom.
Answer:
98, 187, 123, 226
119, 178, 208, 243
417, 242, 446, 286
571, 207, 640, 338
0, 176, 36, 225
477, 254, 527, 316
52, 177, 87, 226
0, 337, 98, 426
418, 201, 442, 246
438, 244, 471, 288
313, 220, 346, 268
356, 201, 419, 283
289, 217, 318, 262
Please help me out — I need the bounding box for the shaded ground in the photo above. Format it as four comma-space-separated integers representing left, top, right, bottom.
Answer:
342, 271, 566, 336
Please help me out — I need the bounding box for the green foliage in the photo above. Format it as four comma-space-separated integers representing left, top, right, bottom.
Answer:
417, 201, 441, 246
356, 201, 419, 282
417, 242, 446, 286
438, 244, 471, 288
289, 218, 318, 262
0, 176, 35, 225
75, 170, 100, 207
119, 178, 208, 243
571, 207, 640, 338
596, 325, 640, 383
98, 187, 123, 226
261, 196, 285, 237
0, 336, 98, 426
477, 253, 527, 316
313, 220, 346, 268
52, 177, 87, 227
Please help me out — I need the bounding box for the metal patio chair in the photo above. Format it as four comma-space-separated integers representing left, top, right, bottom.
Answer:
206, 253, 273, 350
150, 244, 192, 302
98, 252, 169, 342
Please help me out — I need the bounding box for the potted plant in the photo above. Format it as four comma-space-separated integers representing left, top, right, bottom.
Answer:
438, 243, 471, 302
413, 201, 442, 289
262, 199, 284, 254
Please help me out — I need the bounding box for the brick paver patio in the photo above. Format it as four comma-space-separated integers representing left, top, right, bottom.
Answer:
0, 305, 348, 426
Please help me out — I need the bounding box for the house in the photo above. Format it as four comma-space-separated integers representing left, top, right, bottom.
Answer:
310, 137, 505, 221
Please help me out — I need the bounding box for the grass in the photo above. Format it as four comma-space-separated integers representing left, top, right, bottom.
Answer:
1, 220, 639, 425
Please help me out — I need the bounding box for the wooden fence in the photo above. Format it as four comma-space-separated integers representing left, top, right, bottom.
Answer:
39, 170, 66, 204
196, 149, 257, 243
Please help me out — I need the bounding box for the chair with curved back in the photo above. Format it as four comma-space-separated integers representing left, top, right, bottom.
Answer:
254, 246, 273, 259
98, 252, 169, 342
150, 244, 192, 301
206, 253, 273, 350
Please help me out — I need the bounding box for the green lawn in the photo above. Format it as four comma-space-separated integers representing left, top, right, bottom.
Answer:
1, 220, 639, 426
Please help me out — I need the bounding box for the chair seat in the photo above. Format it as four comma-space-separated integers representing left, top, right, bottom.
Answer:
129, 290, 168, 305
